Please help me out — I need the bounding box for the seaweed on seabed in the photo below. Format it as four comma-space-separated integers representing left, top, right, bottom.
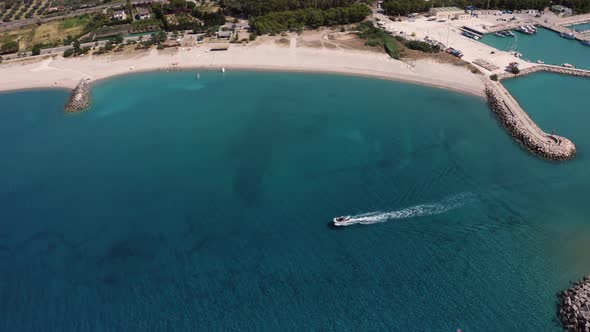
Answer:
97, 232, 165, 267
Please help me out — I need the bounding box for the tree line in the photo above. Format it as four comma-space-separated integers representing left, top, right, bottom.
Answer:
250, 4, 371, 34
221, 0, 368, 17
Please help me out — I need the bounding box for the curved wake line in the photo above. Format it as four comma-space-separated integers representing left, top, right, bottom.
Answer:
335, 192, 475, 226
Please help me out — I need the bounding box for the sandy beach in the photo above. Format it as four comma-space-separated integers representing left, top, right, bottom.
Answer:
0, 34, 485, 96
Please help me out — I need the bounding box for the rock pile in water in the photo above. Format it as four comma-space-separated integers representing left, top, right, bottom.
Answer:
559, 276, 590, 331
484, 81, 576, 160
64, 79, 90, 113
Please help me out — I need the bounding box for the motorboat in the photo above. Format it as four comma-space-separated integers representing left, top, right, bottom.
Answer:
537, 60, 544, 64
560, 32, 576, 40
333, 216, 351, 225
516, 26, 534, 35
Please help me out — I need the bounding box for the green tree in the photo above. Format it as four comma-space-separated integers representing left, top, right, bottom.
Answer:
72, 40, 81, 52
111, 35, 124, 44
63, 48, 74, 57
31, 44, 41, 55
0, 40, 19, 54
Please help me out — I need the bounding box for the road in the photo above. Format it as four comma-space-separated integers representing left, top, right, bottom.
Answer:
0, 0, 167, 32
0, 30, 193, 61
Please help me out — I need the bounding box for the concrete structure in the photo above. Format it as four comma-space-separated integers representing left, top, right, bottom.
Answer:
217, 30, 232, 39
136, 8, 151, 20
551, 5, 573, 16
112, 10, 127, 20
429, 7, 470, 21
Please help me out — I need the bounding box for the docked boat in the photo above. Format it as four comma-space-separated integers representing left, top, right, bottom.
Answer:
560, 32, 576, 40
537, 60, 544, 64
505, 31, 515, 37
516, 26, 534, 35
526, 25, 537, 33
462, 31, 480, 40
494, 32, 504, 37
333, 216, 351, 225
581, 40, 590, 46
562, 63, 574, 68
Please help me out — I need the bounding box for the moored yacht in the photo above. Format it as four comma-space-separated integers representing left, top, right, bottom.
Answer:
560, 32, 576, 40
516, 26, 534, 35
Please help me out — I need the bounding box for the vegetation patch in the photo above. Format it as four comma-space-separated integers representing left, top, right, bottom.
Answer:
356, 21, 401, 59
250, 4, 371, 35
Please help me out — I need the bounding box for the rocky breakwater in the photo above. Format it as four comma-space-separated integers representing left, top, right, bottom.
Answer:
64, 79, 90, 113
484, 80, 576, 160
498, 65, 590, 81
559, 276, 590, 331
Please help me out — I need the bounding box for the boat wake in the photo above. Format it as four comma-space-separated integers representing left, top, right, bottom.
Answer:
334, 192, 475, 227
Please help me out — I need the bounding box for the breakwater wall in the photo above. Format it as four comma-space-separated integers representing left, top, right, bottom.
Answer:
484, 80, 576, 160
497, 64, 590, 81
558, 275, 590, 331
64, 79, 90, 113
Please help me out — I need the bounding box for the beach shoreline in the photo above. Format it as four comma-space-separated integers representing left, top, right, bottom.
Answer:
0, 41, 485, 97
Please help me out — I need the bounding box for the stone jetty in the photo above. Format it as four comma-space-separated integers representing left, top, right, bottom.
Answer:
497, 64, 590, 81
484, 80, 576, 160
558, 275, 590, 331
64, 79, 90, 113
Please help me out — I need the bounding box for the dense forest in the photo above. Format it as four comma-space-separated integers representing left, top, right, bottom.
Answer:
249, 4, 371, 34
221, 0, 368, 17
382, 0, 590, 15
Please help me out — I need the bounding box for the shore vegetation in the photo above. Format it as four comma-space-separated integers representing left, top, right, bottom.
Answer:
250, 4, 371, 34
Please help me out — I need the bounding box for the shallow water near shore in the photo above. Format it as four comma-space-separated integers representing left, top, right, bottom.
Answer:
0, 71, 588, 331
480, 27, 590, 69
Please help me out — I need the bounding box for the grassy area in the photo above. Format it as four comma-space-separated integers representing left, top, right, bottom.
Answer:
61, 16, 90, 29
0, 16, 89, 51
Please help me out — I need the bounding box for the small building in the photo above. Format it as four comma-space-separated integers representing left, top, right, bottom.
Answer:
113, 10, 127, 20
551, 5, 573, 16
136, 8, 151, 20
217, 30, 233, 39
429, 7, 470, 20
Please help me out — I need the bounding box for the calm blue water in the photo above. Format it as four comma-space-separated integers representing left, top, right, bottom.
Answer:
1, 71, 588, 331
480, 27, 590, 69
569, 22, 590, 32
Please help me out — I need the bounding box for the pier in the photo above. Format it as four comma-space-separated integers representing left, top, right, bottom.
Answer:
64, 79, 91, 113
558, 275, 590, 331
484, 79, 576, 160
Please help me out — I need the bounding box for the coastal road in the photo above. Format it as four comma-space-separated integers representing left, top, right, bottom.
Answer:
0, 0, 166, 32
0, 35, 148, 60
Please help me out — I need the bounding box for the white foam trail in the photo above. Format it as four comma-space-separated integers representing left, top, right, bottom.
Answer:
335, 192, 475, 226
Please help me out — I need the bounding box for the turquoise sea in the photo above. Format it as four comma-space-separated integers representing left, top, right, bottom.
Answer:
1, 71, 589, 331
569, 22, 590, 32
480, 27, 590, 69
